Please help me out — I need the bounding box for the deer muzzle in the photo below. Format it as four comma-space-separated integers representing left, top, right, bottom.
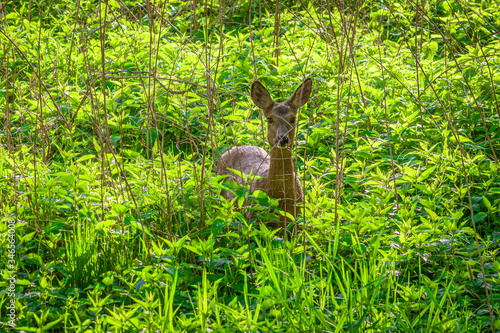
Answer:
276, 135, 289, 147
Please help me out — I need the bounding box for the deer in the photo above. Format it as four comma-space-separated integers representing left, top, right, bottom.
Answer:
215, 78, 312, 229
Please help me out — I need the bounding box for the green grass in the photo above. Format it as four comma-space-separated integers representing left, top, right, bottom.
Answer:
1, 0, 500, 331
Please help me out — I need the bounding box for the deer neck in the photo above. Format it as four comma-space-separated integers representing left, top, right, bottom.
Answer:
267, 147, 296, 196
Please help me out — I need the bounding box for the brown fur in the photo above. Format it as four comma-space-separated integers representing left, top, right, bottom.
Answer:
216, 78, 312, 228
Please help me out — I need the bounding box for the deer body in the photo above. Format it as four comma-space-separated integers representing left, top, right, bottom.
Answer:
216, 78, 312, 228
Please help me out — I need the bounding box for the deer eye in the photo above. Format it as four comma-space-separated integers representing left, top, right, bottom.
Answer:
267, 117, 274, 124
290, 117, 296, 124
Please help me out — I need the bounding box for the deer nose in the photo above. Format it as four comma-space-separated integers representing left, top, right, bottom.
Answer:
277, 135, 288, 147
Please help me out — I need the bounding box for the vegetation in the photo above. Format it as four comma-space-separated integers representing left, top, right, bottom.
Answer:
1, 0, 500, 331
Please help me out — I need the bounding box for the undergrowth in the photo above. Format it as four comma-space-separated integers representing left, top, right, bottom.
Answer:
0, 0, 500, 331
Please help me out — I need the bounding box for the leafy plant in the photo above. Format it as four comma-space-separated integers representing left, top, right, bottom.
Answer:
1, 0, 499, 331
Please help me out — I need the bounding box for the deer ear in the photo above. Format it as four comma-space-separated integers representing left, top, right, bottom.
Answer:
251, 81, 274, 111
287, 78, 312, 110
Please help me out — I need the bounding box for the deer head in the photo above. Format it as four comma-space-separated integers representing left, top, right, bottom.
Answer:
251, 78, 312, 149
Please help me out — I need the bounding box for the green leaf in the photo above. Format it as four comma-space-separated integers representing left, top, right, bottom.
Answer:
23, 18, 30, 31
404, 165, 417, 178
424, 208, 438, 221
449, 135, 472, 143
417, 165, 436, 182
111, 203, 128, 215
482, 196, 491, 210
77, 154, 95, 163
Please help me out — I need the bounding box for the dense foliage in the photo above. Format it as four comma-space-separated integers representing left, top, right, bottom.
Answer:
1, 0, 499, 331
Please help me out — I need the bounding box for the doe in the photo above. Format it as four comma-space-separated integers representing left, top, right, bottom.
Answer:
216, 78, 312, 228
